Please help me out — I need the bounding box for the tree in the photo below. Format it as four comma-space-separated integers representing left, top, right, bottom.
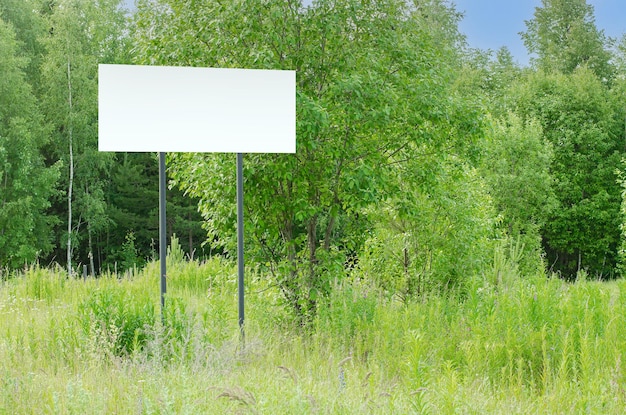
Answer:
522, 0, 613, 80
610, 36, 626, 275
0, 0, 48, 87
39, 0, 129, 273
512, 68, 623, 278
0, 18, 59, 268
105, 152, 205, 271
518, 0, 624, 278
455, 47, 523, 118
134, 0, 478, 319
481, 113, 556, 275
361, 157, 496, 300
613, 34, 626, 78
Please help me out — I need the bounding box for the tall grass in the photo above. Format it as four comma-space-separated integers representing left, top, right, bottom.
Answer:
1, 256, 626, 413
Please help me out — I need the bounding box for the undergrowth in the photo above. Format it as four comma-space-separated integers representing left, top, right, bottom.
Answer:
1, 255, 626, 413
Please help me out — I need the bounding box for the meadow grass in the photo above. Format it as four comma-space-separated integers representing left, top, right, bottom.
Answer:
1, 258, 626, 414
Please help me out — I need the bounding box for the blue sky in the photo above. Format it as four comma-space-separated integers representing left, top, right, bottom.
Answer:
454, 0, 626, 65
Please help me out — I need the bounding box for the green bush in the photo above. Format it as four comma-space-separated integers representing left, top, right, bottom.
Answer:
359, 164, 496, 300
315, 278, 379, 340
78, 286, 155, 356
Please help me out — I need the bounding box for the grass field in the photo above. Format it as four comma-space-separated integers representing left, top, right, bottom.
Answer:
2, 255, 626, 414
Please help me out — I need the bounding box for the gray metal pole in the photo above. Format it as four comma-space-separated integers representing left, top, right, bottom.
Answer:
237, 153, 245, 336
159, 152, 167, 315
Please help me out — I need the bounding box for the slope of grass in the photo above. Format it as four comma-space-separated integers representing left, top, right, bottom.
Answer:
1, 259, 626, 413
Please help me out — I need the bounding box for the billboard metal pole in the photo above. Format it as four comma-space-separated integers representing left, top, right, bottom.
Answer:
237, 153, 245, 340
159, 152, 167, 317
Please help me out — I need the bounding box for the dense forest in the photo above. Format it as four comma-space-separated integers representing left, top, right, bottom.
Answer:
2, 0, 626, 314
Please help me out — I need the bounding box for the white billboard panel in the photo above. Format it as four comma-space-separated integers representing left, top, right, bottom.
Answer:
98, 64, 296, 153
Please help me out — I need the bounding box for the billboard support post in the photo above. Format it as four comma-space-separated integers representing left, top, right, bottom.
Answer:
237, 153, 245, 340
159, 152, 167, 318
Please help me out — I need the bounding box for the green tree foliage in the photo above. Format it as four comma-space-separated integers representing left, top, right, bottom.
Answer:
612, 41, 626, 274
134, 0, 485, 317
0, 18, 60, 267
522, 0, 613, 80
4, 0, 626, 287
611, 35, 626, 153
455, 47, 523, 118
481, 113, 556, 275
106, 153, 158, 269
618, 169, 626, 275
512, 68, 623, 278
361, 160, 496, 300
0, 0, 48, 86
39, 0, 130, 273
613, 35, 626, 76
0, 0, 204, 273
516, 0, 624, 278
105, 153, 205, 271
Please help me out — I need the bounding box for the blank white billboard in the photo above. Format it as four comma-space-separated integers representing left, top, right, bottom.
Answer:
98, 64, 296, 153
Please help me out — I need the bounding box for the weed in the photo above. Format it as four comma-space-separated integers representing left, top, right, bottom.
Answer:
78, 285, 155, 356
2, 264, 626, 413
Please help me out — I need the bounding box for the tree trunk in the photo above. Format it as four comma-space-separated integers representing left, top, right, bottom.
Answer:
188, 208, 194, 260
308, 215, 318, 271
88, 225, 95, 276
306, 214, 318, 318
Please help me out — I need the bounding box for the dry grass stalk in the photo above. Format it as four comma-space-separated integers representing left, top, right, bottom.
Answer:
218, 386, 257, 409
277, 365, 298, 384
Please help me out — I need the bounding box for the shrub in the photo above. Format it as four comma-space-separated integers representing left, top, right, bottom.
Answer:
79, 286, 155, 356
